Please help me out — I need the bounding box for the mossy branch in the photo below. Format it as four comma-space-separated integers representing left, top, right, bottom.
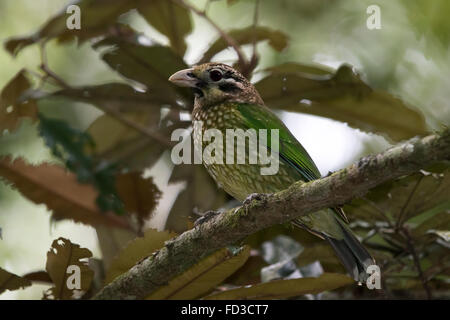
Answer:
94, 129, 450, 299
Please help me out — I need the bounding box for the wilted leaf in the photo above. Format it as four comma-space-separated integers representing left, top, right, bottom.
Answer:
104, 228, 177, 284
0, 156, 128, 228
204, 273, 353, 299
0, 69, 37, 132
43, 238, 94, 300
147, 246, 251, 300
200, 26, 288, 63
4, 0, 136, 56
116, 172, 161, 223
137, 0, 192, 56
256, 63, 428, 141
0, 268, 32, 294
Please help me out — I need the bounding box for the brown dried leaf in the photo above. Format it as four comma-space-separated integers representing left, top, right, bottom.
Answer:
0, 70, 37, 132
0, 156, 128, 228
0, 268, 32, 294
43, 238, 94, 300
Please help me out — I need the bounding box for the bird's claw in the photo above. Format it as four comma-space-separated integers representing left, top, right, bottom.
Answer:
194, 210, 221, 226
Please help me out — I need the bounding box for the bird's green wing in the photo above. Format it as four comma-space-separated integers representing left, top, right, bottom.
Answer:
235, 103, 321, 182
236, 102, 349, 223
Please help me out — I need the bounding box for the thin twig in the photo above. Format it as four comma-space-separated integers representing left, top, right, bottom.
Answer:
401, 228, 432, 299
396, 175, 423, 229
174, 0, 249, 68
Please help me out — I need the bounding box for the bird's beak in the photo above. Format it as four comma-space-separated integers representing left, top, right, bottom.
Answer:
168, 68, 197, 87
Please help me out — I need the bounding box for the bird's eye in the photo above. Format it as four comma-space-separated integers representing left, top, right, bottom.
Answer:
209, 70, 223, 82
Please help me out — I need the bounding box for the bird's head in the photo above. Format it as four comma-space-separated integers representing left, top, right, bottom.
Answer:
169, 63, 263, 109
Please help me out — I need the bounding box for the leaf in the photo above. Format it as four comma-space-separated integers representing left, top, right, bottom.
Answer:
412, 211, 450, 238
87, 113, 185, 171
116, 172, 161, 223
405, 0, 450, 48
199, 26, 289, 63
225, 254, 268, 286
43, 238, 94, 300
93, 34, 192, 105
53, 83, 175, 109
0, 156, 128, 228
204, 273, 353, 299
147, 246, 251, 300
0, 69, 37, 132
297, 243, 342, 268
165, 164, 228, 233
137, 0, 192, 56
345, 169, 450, 224
256, 63, 428, 141
104, 228, 177, 285
38, 114, 124, 213
4, 0, 136, 56
0, 268, 32, 294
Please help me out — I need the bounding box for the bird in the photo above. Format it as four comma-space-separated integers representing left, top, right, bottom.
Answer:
169, 62, 374, 282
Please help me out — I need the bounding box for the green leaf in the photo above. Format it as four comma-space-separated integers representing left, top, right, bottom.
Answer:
137, 0, 192, 56
147, 246, 251, 300
200, 26, 289, 63
405, 0, 450, 48
104, 229, 177, 285
204, 273, 353, 299
0, 268, 32, 294
43, 238, 94, 300
0, 69, 37, 132
256, 63, 428, 141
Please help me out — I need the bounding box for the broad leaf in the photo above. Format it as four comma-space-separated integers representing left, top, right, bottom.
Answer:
116, 172, 161, 224
256, 63, 428, 141
345, 169, 450, 224
165, 163, 228, 233
0, 156, 128, 228
93, 34, 192, 105
199, 26, 288, 63
104, 229, 177, 285
43, 238, 94, 300
137, 0, 192, 56
147, 246, 251, 300
0, 268, 32, 294
204, 273, 353, 299
0, 70, 37, 132
4, 0, 135, 56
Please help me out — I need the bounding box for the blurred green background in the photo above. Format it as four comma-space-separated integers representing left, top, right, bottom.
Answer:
0, 0, 449, 299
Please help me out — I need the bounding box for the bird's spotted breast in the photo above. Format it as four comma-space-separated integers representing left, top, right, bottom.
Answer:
193, 103, 299, 202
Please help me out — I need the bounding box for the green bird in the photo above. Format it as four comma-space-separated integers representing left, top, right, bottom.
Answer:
169, 63, 374, 282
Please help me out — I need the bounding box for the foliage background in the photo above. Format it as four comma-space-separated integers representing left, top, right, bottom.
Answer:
0, 0, 449, 299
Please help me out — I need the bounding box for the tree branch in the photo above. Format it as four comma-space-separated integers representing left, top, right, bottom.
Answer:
93, 129, 450, 299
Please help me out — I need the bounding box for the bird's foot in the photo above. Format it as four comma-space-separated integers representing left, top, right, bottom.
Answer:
243, 193, 263, 206
194, 210, 221, 226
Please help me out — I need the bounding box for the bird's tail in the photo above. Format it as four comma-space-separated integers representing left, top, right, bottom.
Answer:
325, 219, 375, 284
